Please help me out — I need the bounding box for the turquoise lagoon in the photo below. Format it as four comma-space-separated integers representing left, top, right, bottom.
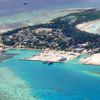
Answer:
0, 49, 100, 100
88, 22, 100, 35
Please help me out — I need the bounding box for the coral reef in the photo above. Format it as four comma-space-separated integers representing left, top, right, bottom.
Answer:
0, 67, 37, 100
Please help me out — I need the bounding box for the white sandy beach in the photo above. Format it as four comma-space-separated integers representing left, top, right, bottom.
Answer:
26, 49, 80, 62
80, 53, 100, 65
76, 19, 100, 35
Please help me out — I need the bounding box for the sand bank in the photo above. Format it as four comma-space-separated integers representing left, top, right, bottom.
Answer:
25, 49, 80, 63
76, 19, 100, 35
83, 71, 100, 77
80, 53, 100, 65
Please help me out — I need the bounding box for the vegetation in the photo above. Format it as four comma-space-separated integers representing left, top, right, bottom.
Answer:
1, 9, 100, 51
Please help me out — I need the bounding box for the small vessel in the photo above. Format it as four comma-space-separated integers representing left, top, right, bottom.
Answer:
23, 2, 28, 5
48, 62, 53, 65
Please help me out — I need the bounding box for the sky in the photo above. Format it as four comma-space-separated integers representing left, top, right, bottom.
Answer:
0, 0, 99, 16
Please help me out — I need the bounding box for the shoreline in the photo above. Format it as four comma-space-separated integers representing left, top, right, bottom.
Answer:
80, 53, 100, 66
76, 19, 100, 35
1, 47, 100, 66
23, 49, 80, 63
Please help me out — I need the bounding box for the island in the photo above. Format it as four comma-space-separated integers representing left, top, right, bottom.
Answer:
0, 8, 100, 64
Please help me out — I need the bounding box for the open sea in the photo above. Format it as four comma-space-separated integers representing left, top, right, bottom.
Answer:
0, 49, 100, 100
0, 0, 100, 17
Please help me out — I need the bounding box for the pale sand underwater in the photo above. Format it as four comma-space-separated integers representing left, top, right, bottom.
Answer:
80, 53, 100, 66
0, 67, 37, 100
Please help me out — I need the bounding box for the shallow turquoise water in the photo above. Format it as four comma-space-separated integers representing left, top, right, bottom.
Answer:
0, 49, 100, 100
87, 21, 100, 35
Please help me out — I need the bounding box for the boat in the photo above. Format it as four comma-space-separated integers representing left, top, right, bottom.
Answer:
23, 2, 28, 5
48, 62, 53, 65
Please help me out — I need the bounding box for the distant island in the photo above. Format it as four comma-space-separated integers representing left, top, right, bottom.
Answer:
0, 8, 100, 65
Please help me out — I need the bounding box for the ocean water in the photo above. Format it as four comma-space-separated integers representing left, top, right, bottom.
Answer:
0, 0, 100, 17
0, 49, 100, 100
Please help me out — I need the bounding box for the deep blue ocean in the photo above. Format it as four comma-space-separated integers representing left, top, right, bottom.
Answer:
0, 0, 100, 17
0, 49, 100, 100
